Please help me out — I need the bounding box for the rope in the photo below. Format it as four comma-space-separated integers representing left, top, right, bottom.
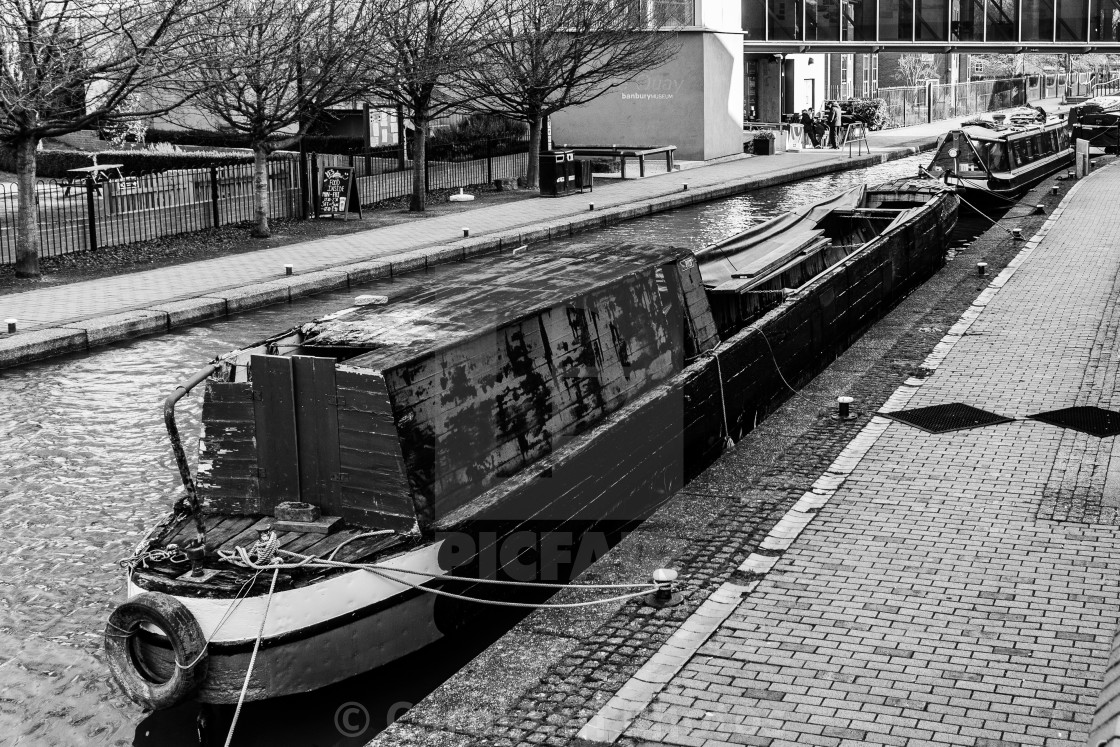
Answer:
919, 166, 1019, 231
175, 570, 264, 671
752, 326, 838, 409
224, 566, 279, 747
713, 352, 735, 449
221, 546, 671, 609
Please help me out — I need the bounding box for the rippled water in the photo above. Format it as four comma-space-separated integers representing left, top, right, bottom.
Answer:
0, 155, 930, 746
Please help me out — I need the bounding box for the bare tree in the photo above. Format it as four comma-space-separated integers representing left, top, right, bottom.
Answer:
0, 0, 212, 278
461, 0, 681, 189
365, 0, 496, 212
179, 0, 380, 237
893, 53, 942, 87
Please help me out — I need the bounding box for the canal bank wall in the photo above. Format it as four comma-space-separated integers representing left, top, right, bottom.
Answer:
366, 163, 1100, 747
0, 143, 937, 371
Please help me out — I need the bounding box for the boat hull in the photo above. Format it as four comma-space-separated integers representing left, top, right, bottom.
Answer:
119, 188, 959, 706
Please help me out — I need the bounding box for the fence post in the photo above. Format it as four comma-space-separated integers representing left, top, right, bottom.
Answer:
85, 176, 98, 253
926, 81, 933, 124
425, 158, 431, 194
210, 167, 220, 228
298, 151, 309, 220
311, 152, 320, 218
486, 139, 493, 185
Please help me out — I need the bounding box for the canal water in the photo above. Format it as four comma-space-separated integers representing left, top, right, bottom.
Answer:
0, 154, 958, 746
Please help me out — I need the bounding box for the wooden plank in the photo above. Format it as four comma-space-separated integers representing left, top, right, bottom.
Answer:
334, 368, 415, 529
292, 356, 341, 510
251, 355, 300, 511
197, 381, 259, 514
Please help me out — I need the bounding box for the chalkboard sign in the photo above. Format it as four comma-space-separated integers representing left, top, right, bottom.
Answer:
318, 166, 362, 219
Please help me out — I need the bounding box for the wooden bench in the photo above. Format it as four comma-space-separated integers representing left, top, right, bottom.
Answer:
556, 145, 676, 178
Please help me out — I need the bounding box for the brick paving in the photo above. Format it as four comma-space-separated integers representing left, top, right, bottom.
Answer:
573, 165, 1120, 745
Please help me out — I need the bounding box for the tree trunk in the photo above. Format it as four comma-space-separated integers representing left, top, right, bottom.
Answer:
409, 117, 428, 212
14, 136, 41, 279
251, 147, 271, 238
525, 113, 543, 190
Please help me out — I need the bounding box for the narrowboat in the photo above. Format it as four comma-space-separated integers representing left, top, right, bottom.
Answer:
105, 181, 958, 710
1072, 95, 1120, 153
925, 109, 1074, 206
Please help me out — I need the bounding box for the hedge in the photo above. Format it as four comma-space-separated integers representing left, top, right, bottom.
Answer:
145, 129, 366, 155
842, 98, 891, 130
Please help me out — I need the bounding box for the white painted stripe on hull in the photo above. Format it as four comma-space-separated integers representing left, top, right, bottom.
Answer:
126, 540, 446, 643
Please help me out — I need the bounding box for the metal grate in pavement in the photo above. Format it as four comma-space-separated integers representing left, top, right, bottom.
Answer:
881, 403, 1015, 434
1029, 406, 1120, 437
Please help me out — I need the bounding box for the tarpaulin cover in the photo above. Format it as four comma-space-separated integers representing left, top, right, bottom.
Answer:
695, 186, 865, 288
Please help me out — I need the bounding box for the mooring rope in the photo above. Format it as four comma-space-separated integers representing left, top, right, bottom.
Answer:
224, 566, 279, 747
218, 545, 675, 610
713, 351, 735, 449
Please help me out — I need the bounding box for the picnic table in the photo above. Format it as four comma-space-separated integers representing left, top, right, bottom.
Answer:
61, 164, 125, 197
556, 145, 676, 178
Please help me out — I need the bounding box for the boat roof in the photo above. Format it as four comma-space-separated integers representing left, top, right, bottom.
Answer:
297, 242, 691, 372
695, 186, 866, 288
1080, 95, 1120, 112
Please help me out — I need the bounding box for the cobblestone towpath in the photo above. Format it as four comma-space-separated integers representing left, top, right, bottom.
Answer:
372, 161, 1120, 747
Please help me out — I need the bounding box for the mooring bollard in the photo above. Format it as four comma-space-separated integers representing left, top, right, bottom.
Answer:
589, 203, 595, 211
1067, 170, 1075, 179
683, 183, 688, 191
1033, 203, 1045, 215
5, 318, 16, 334
284, 264, 293, 276
1051, 185, 1059, 195
1012, 228, 1024, 240
837, 396, 854, 419
977, 262, 988, 277
462, 227, 469, 238
644, 568, 682, 608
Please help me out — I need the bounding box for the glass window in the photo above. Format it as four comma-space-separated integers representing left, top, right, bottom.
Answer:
770, 0, 804, 40
807, 0, 841, 39
1023, 0, 1056, 40
1090, 0, 1120, 39
1010, 140, 1025, 167
916, 0, 950, 38
842, 0, 878, 40
986, 0, 1018, 40
989, 143, 1009, 171
880, 0, 914, 39
743, 0, 767, 38
1057, 0, 1089, 39
951, 0, 986, 39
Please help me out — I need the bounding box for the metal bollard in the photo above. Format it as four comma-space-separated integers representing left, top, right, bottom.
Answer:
589, 203, 595, 211
977, 262, 988, 277
284, 264, 293, 276
1011, 228, 1024, 240
1051, 185, 1059, 195
683, 183, 688, 191
462, 227, 470, 238
1033, 203, 1045, 215
5, 318, 16, 334
644, 568, 683, 608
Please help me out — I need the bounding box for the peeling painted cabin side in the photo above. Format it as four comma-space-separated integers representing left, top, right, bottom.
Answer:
192, 245, 718, 533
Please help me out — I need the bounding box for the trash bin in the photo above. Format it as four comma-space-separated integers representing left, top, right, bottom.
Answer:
573, 159, 593, 192
539, 149, 575, 196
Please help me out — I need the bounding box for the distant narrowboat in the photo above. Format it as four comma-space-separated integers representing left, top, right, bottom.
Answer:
925, 108, 1074, 206
1072, 95, 1120, 153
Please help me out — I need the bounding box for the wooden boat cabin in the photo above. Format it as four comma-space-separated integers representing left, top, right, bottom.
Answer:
926, 110, 1073, 202
195, 244, 719, 533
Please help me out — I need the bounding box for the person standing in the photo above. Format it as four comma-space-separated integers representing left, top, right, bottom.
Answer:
828, 101, 842, 149
800, 109, 820, 148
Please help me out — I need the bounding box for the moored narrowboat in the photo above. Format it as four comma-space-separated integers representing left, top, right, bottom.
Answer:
1072, 95, 1120, 153
105, 181, 958, 711
925, 109, 1074, 206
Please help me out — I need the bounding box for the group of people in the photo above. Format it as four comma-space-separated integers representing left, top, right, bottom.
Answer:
798, 101, 844, 149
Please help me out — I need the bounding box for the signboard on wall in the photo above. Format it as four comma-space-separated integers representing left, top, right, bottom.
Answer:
367, 107, 399, 147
